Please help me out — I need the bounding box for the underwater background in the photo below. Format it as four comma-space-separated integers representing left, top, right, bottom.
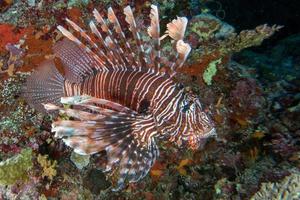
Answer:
0, 0, 299, 199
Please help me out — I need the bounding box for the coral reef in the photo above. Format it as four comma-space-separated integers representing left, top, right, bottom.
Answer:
251, 172, 300, 200
0, 73, 44, 160
178, 13, 280, 90
0, 0, 298, 199
186, 13, 280, 57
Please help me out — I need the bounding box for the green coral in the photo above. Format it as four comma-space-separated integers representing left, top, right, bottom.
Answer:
203, 58, 222, 85
251, 172, 300, 200
53, 1, 67, 10
219, 25, 282, 55
152, 0, 176, 17
190, 15, 222, 40
0, 1, 28, 25
186, 14, 280, 67
0, 149, 33, 185
188, 14, 235, 43
67, 0, 90, 8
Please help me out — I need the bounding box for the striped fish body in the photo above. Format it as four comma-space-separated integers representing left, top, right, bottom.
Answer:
23, 4, 216, 190
64, 69, 192, 142
64, 70, 172, 115
64, 70, 212, 145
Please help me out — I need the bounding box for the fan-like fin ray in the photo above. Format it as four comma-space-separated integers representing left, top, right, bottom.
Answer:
175, 40, 191, 69
56, 5, 191, 77
53, 39, 99, 83
22, 60, 64, 112
65, 18, 116, 70
60, 95, 137, 114
47, 95, 159, 190
107, 7, 138, 69
166, 17, 188, 41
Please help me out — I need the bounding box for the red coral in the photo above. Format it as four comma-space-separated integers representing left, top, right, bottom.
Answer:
229, 78, 265, 119
20, 27, 54, 72
0, 144, 21, 154
271, 132, 299, 158
0, 24, 26, 51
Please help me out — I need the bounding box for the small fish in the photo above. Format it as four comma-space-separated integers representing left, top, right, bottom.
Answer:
23, 5, 216, 190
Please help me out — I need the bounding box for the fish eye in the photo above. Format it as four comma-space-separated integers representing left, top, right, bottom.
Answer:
180, 99, 195, 113
177, 83, 184, 90
190, 103, 196, 111
180, 100, 190, 112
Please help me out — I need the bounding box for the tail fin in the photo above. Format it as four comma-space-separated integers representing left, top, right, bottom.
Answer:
22, 60, 64, 112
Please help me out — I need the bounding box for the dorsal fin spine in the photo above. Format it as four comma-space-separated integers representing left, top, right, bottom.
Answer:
93, 9, 129, 70
65, 18, 111, 70
89, 21, 117, 69
57, 25, 108, 71
175, 40, 191, 69
57, 4, 191, 76
107, 7, 138, 70
123, 6, 148, 68
104, 35, 126, 70
148, 5, 161, 71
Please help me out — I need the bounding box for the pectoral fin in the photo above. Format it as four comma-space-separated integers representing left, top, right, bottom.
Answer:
45, 95, 159, 190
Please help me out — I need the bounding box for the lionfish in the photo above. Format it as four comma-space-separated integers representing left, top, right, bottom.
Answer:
23, 4, 216, 189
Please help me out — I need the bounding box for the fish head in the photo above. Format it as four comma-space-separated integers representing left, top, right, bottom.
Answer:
177, 93, 216, 150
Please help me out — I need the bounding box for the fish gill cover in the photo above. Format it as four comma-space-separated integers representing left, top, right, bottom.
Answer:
0, 0, 299, 199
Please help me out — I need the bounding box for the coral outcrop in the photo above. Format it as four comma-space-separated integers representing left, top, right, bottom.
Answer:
251, 172, 300, 200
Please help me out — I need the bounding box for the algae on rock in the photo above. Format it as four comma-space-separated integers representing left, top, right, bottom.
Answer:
0, 148, 33, 185
203, 58, 222, 85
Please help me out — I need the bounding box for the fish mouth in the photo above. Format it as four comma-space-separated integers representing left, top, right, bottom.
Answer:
186, 128, 217, 150
204, 128, 217, 138
175, 128, 217, 149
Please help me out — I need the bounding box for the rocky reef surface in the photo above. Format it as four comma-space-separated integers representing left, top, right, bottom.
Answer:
0, 0, 299, 199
